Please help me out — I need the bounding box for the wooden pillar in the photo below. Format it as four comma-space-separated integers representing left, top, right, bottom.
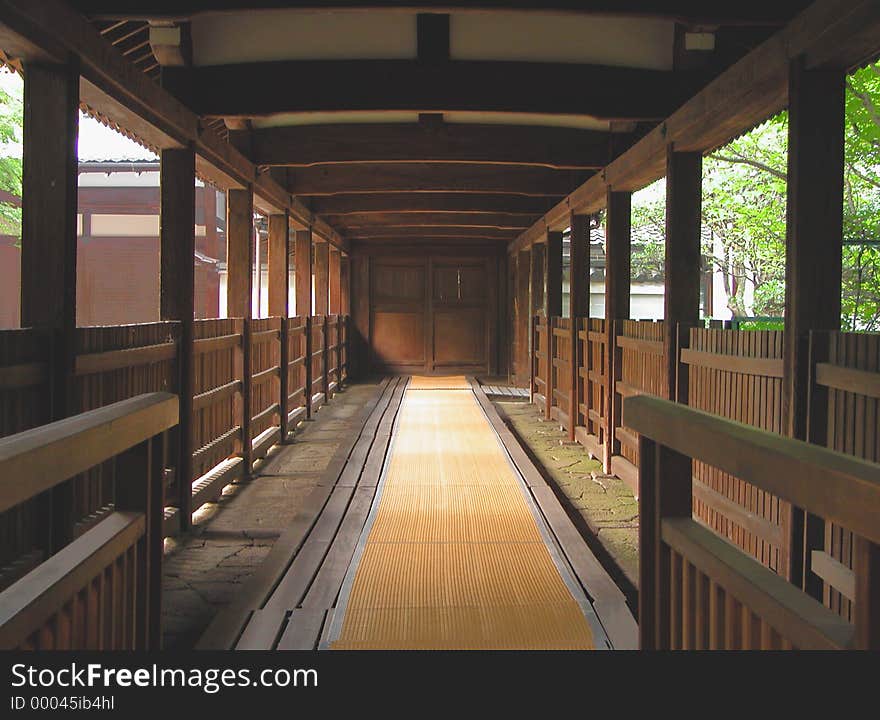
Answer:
314, 240, 330, 316
350, 253, 369, 379
340, 255, 351, 315
604, 189, 631, 473
783, 59, 845, 590
268, 212, 290, 437
569, 214, 590, 440
329, 248, 342, 315
20, 61, 80, 552
160, 147, 195, 532
267, 213, 290, 317
294, 229, 314, 416
294, 228, 313, 317
515, 249, 530, 386
545, 230, 563, 318
664, 147, 702, 403
529, 244, 544, 402
544, 231, 563, 419
227, 187, 254, 469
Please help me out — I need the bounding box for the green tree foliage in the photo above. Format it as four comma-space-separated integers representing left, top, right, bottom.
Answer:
629, 61, 880, 329
0, 72, 22, 240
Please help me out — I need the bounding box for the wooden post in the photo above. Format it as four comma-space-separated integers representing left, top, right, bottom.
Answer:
638, 435, 693, 649
329, 247, 342, 315
529, 244, 544, 402
294, 228, 313, 318
545, 230, 563, 420
20, 61, 80, 553
227, 187, 254, 470
604, 189, 631, 473
267, 213, 289, 317
304, 315, 313, 418
783, 59, 845, 588
322, 315, 330, 401
350, 253, 369, 380
664, 147, 702, 403
569, 214, 590, 440
340, 255, 351, 315
268, 213, 290, 438
545, 230, 563, 318
546, 316, 555, 420
516, 249, 530, 386
115, 435, 165, 649
294, 229, 313, 416
160, 147, 195, 532
853, 536, 880, 650
314, 239, 330, 316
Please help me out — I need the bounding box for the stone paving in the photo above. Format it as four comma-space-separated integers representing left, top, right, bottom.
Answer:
161, 380, 384, 650
493, 398, 639, 601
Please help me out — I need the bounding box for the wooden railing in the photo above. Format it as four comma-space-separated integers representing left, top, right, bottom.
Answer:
72, 322, 179, 545
0, 328, 52, 579
626, 394, 878, 650
310, 315, 328, 410
249, 317, 282, 462
531, 318, 880, 592
612, 320, 668, 493
0, 314, 350, 562
0, 392, 177, 650
808, 330, 880, 620
684, 327, 790, 577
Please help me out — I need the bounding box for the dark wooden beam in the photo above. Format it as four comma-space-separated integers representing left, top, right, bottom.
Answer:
160, 147, 196, 532
226, 187, 254, 318
294, 228, 313, 317
663, 147, 701, 403
267, 212, 289, 317
335, 212, 532, 230
604, 189, 630, 473
345, 227, 517, 241
545, 230, 563, 318
782, 59, 845, 594
311, 193, 561, 216
417, 13, 449, 62
286, 164, 594, 196
70, 1, 810, 26
0, 0, 348, 252
237, 123, 626, 170
20, 60, 79, 553
164, 60, 701, 120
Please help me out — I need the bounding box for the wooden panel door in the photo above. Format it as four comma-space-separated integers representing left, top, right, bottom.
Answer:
370, 258, 427, 372
430, 260, 490, 373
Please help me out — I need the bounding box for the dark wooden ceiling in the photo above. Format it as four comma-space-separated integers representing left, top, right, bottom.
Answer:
72, 1, 815, 245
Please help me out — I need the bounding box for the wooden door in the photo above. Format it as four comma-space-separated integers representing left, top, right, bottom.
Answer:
370, 258, 427, 373
367, 255, 495, 375
429, 260, 490, 374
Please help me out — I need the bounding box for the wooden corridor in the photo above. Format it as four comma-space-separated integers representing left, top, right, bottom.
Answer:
0, 0, 879, 654
209, 377, 633, 650
328, 376, 602, 650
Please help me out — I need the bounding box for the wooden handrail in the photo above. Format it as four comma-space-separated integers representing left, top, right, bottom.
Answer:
0, 393, 178, 515
662, 518, 853, 650
0, 512, 145, 649
624, 394, 880, 545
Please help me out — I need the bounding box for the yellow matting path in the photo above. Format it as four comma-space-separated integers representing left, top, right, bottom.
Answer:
329, 376, 598, 650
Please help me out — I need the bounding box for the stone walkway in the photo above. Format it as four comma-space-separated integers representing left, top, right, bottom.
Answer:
161, 380, 384, 650
493, 398, 639, 604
